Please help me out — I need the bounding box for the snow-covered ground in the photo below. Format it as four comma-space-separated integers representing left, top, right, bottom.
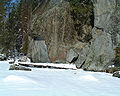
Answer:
0, 61, 120, 96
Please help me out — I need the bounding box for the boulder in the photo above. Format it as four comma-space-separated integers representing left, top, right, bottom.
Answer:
9, 64, 31, 71
66, 49, 79, 63
113, 71, 120, 78
28, 40, 50, 63
76, 0, 120, 71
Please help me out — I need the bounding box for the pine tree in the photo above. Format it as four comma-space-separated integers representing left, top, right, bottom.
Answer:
0, 0, 11, 50
20, 0, 32, 54
0, 0, 22, 54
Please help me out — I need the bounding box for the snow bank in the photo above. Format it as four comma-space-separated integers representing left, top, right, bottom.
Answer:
1, 61, 120, 96
3, 75, 37, 84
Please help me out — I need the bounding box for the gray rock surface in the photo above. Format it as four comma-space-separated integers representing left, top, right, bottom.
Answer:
28, 0, 120, 71
66, 49, 79, 63
28, 39, 50, 63
76, 0, 120, 71
80, 28, 114, 70
9, 64, 31, 71
29, 0, 92, 63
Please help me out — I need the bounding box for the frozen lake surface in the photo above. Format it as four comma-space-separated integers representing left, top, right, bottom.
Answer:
0, 61, 120, 96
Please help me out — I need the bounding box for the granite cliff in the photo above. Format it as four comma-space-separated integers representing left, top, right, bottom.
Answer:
28, 0, 120, 71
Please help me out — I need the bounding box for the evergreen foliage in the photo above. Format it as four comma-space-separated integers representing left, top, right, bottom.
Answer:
68, 0, 94, 42
32, 0, 40, 10
0, 0, 23, 54
69, 0, 93, 25
0, 0, 12, 51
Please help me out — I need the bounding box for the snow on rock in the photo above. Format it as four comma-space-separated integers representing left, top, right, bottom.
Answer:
18, 62, 77, 69
7, 56, 31, 64
113, 71, 120, 78
16, 56, 31, 63
7, 59, 14, 63
108, 65, 115, 68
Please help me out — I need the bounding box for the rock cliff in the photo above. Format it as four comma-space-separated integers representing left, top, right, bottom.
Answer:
28, 0, 120, 71
78, 0, 120, 71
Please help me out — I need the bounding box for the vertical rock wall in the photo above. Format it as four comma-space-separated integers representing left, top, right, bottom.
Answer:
28, 0, 120, 71
29, 1, 81, 63
76, 0, 120, 71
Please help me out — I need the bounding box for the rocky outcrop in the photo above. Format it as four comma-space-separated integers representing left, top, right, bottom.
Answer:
113, 71, 120, 78
77, 0, 120, 71
30, 1, 74, 63
29, 0, 93, 63
28, 0, 120, 71
9, 64, 31, 71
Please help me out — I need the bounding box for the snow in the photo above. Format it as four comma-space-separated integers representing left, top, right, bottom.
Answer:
7, 59, 14, 63
3, 75, 37, 84
80, 75, 98, 81
0, 61, 120, 96
18, 62, 77, 69
108, 65, 115, 68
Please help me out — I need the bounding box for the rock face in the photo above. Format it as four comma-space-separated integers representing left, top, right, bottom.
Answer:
29, 0, 93, 63
28, 0, 120, 71
79, 0, 120, 71
28, 39, 50, 63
